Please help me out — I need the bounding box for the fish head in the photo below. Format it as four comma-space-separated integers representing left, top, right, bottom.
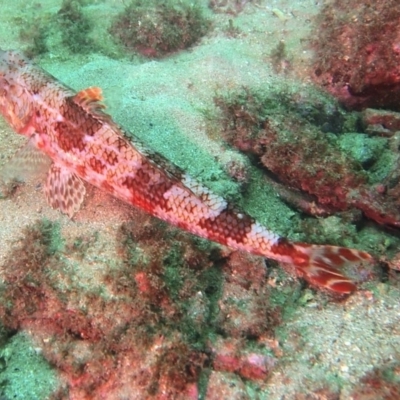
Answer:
0, 49, 34, 135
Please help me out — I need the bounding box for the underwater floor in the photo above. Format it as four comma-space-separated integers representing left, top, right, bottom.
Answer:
0, 0, 400, 399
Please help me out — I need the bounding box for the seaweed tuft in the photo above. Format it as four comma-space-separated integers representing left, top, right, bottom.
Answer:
57, 0, 94, 53
110, 0, 210, 58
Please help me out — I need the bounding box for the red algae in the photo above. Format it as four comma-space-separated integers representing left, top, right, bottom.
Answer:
350, 364, 400, 399
312, 0, 400, 110
0, 219, 209, 398
211, 338, 276, 382
0, 216, 288, 398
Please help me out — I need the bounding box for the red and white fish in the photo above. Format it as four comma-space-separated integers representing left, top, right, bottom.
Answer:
0, 49, 372, 294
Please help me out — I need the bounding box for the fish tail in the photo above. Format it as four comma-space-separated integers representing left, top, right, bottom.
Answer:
273, 239, 372, 294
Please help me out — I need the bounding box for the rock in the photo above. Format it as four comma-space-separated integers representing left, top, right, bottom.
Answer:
312, 0, 400, 110
362, 109, 400, 134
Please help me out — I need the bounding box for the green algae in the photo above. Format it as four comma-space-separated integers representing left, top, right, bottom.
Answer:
14, 0, 116, 59
178, 264, 223, 349
37, 219, 64, 256
338, 133, 390, 180
0, 333, 58, 400
57, 0, 94, 53
163, 245, 186, 301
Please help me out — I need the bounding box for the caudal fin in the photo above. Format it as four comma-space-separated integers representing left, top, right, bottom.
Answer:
274, 240, 372, 294
293, 243, 372, 294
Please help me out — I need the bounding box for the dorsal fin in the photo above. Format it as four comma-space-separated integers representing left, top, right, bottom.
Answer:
72, 86, 106, 114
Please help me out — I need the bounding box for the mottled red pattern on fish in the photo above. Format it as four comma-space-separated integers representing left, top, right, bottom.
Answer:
0, 49, 372, 294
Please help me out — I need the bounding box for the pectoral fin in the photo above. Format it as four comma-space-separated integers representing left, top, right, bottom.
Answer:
44, 164, 86, 218
0, 138, 51, 183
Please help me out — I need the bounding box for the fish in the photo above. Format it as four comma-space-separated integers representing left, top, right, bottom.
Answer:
0, 49, 372, 295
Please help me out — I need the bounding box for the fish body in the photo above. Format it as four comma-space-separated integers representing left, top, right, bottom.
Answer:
0, 50, 372, 294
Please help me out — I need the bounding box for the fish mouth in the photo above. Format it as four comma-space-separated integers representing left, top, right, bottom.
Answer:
0, 49, 7, 70
0, 49, 28, 69
0, 48, 10, 63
